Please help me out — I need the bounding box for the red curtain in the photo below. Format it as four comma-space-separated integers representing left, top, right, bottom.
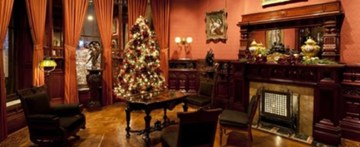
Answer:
127, 0, 147, 31
0, 0, 14, 141
63, 0, 88, 104
26, 0, 47, 86
151, 0, 170, 82
93, 0, 113, 105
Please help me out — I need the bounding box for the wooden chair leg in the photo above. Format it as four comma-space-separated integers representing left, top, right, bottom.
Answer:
248, 128, 253, 141
220, 127, 223, 147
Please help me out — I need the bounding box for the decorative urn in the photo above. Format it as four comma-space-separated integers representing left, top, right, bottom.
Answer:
301, 38, 320, 57
248, 40, 259, 56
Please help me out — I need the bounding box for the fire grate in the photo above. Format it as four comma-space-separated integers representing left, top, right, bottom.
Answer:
259, 89, 299, 133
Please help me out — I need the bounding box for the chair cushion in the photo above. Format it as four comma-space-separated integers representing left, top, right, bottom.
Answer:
187, 95, 211, 106
161, 125, 179, 147
59, 115, 85, 132
219, 109, 249, 128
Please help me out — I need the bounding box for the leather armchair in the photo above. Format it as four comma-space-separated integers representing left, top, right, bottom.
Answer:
17, 86, 86, 145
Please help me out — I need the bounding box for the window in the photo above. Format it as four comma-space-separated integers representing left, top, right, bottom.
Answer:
76, 1, 101, 86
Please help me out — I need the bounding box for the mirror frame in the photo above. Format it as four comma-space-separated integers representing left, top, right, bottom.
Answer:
237, 1, 344, 62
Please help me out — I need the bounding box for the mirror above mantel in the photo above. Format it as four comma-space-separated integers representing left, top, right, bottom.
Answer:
237, 1, 344, 62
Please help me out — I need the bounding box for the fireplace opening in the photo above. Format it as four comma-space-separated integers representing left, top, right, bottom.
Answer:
259, 89, 299, 134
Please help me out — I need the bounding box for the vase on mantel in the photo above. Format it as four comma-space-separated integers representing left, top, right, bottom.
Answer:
86, 68, 103, 111
301, 37, 320, 58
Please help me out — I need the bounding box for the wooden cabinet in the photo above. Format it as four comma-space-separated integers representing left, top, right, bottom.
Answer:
168, 60, 198, 94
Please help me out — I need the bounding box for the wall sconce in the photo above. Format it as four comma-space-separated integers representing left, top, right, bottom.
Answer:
175, 37, 193, 47
39, 57, 57, 75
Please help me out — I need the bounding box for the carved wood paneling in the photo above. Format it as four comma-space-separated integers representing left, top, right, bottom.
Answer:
340, 65, 360, 141
168, 69, 198, 94
213, 60, 232, 109
46, 70, 64, 103
229, 62, 248, 112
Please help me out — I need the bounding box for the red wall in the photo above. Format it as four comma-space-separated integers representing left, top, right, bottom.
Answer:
170, 0, 243, 60
170, 0, 359, 63
340, 0, 360, 63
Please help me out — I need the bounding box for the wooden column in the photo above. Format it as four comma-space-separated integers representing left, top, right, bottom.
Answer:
229, 62, 248, 111
313, 65, 343, 145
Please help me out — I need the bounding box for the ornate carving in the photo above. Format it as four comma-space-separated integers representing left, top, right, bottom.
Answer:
343, 86, 360, 97
322, 20, 340, 61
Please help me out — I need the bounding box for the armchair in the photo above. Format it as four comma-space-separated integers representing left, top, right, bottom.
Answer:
161, 108, 222, 147
16, 86, 86, 145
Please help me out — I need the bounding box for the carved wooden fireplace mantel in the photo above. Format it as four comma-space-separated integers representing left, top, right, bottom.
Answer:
234, 1, 349, 145
237, 1, 344, 62
230, 62, 344, 145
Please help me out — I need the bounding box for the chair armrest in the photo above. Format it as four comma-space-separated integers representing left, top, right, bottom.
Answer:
50, 104, 83, 116
27, 114, 60, 128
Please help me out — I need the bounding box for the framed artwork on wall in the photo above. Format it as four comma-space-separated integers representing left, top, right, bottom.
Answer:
205, 9, 227, 42
262, 0, 306, 7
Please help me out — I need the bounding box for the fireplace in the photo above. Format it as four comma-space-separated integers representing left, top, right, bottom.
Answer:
259, 89, 299, 134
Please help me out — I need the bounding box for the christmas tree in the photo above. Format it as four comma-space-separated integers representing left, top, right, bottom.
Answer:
114, 16, 166, 98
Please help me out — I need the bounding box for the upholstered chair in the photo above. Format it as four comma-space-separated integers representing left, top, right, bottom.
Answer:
161, 108, 222, 147
218, 95, 260, 145
17, 86, 86, 145
186, 77, 215, 108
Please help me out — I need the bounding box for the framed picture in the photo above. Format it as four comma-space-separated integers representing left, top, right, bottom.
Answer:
206, 9, 227, 42
266, 29, 284, 49
262, 0, 305, 7
112, 18, 119, 36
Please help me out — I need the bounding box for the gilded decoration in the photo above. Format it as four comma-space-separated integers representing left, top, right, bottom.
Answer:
301, 38, 320, 58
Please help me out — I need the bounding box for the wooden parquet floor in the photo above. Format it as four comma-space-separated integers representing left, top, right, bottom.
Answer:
0, 102, 359, 147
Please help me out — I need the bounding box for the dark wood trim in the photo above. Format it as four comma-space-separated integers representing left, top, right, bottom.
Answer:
340, 64, 360, 141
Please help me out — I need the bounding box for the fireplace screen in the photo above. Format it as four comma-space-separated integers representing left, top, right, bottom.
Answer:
259, 89, 299, 133
264, 92, 288, 117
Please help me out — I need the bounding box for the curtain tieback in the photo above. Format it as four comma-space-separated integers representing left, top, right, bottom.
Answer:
161, 48, 168, 52
34, 44, 43, 51
64, 44, 76, 50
